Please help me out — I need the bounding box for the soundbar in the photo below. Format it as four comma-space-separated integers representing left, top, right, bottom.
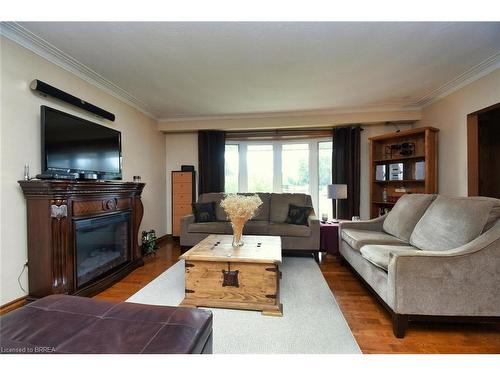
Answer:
30, 79, 115, 121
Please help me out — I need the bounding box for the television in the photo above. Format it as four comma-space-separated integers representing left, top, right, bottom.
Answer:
41, 106, 122, 180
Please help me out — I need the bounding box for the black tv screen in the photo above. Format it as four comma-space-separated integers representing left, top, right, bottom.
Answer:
41, 106, 122, 180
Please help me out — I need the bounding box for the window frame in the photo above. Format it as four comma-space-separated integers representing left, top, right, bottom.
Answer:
225, 137, 332, 214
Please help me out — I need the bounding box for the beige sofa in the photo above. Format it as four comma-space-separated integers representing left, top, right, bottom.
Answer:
339, 194, 500, 338
180, 192, 320, 253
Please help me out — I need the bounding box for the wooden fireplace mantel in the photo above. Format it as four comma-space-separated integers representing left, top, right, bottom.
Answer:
19, 179, 146, 299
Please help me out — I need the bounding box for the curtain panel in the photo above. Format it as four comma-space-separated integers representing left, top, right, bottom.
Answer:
332, 126, 361, 219
198, 130, 226, 194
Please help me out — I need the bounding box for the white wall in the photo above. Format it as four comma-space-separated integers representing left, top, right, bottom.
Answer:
165, 132, 198, 234
419, 68, 500, 196
0, 37, 167, 305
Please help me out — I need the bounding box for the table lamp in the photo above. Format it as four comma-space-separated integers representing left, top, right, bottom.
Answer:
328, 184, 347, 222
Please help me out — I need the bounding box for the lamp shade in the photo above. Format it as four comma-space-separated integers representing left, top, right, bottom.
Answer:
327, 184, 347, 199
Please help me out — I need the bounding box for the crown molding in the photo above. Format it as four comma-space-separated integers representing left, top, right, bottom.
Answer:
157, 104, 421, 123
158, 108, 421, 133
415, 51, 500, 108
0, 22, 157, 120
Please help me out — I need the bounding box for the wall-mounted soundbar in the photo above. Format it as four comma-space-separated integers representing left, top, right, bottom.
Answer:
30, 79, 116, 121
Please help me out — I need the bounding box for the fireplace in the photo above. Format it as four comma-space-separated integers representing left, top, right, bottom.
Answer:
75, 212, 131, 288
19, 180, 144, 299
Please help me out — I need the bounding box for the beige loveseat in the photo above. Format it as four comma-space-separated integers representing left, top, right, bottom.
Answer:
339, 194, 500, 338
180, 192, 320, 253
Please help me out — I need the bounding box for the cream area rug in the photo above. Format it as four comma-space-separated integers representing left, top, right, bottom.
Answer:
127, 256, 361, 354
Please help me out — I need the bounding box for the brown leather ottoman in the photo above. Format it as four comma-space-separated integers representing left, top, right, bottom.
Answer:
0, 295, 212, 354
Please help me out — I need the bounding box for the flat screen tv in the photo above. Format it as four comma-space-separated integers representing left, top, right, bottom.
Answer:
41, 106, 122, 180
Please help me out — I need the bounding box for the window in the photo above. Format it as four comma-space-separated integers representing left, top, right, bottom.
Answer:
225, 138, 332, 215
318, 141, 333, 220
224, 144, 239, 193
247, 144, 273, 192
282, 143, 309, 194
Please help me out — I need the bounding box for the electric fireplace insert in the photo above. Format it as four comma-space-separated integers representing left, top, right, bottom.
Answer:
75, 212, 131, 288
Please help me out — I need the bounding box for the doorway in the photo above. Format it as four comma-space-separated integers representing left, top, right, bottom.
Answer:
467, 103, 500, 198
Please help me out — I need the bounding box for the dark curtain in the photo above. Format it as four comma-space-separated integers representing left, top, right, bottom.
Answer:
332, 126, 361, 219
198, 130, 226, 194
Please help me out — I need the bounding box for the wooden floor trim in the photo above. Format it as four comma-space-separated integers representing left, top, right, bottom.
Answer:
156, 234, 172, 247
0, 295, 28, 316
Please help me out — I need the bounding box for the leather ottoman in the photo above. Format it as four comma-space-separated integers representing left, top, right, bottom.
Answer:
0, 295, 213, 354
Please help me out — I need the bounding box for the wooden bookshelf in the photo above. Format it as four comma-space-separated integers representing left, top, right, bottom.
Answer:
369, 127, 439, 218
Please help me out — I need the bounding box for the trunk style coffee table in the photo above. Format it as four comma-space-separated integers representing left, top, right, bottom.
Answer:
180, 234, 283, 317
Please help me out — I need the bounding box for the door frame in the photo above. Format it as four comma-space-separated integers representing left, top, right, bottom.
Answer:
467, 102, 500, 196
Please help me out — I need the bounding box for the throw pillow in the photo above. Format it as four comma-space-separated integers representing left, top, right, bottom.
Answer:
285, 204, 313, 226
192, 202, 216, 223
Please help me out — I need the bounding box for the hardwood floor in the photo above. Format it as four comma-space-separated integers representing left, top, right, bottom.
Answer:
319, 254, 500, 354
94, 239, 182, 302
95, 240, 500, 354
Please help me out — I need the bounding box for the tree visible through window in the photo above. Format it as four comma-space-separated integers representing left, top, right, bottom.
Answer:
282, 143, 309, 194
247, 144, 273, 192
224, 144, 239, 193
224, 138, 332, 215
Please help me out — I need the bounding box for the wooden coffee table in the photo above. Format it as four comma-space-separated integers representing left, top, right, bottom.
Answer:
180, 234, 283, 316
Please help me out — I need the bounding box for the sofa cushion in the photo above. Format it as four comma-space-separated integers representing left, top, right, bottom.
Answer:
360, 245, 420, 271
192, 202, 216, 223
285, 204, 313, 226
198, 193, 271, 222
382, 194, 436, 241
198, 193, 227, 221
240, 193, 271, 221
268, 223, 312, 237
270, 193, 311, 223
188, 222, 231, 234
242, 220, 269, 235
341, 229, 407, 251
409, 196, 498, 251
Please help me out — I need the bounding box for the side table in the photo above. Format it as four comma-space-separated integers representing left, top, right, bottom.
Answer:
319, 221, 341, 256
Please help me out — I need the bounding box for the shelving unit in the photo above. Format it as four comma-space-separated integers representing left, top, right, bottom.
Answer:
369, 127, 439, 218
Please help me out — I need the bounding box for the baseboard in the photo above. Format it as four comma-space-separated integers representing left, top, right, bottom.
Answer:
0, 296, 28, 316
156, 234, 173, 247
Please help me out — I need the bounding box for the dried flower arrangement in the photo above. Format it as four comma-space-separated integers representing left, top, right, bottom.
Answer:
220, 194, 263, 247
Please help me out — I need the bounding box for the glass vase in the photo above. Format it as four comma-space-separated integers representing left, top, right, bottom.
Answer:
231, 221, 245, 247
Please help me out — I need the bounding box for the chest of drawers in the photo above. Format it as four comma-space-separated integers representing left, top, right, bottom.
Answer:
172, 171, 196, 236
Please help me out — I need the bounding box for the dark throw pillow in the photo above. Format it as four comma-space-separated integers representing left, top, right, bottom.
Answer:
192, 202, 216, 223
285, 204, 313, 226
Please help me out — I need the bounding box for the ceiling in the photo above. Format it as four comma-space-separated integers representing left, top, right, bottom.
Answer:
12, 22, 500, 120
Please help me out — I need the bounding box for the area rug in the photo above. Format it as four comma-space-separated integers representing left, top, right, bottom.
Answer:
127, 256, 361, 354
